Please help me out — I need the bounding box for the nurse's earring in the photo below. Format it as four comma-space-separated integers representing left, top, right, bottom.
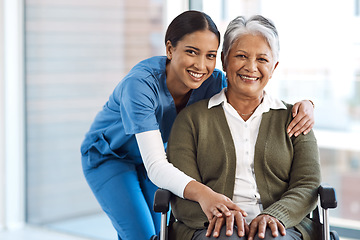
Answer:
167, 51, 172, 61
167, 52, 172, 60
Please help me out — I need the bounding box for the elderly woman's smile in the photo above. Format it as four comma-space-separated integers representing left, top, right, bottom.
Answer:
239, 74, 260, 82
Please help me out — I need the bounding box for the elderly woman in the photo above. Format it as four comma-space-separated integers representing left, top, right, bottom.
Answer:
166, 15, 321, 240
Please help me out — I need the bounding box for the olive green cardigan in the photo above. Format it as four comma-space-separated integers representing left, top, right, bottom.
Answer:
167, 99, 321, 240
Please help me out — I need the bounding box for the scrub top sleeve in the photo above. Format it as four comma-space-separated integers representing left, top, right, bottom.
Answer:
221, 72, 227, 89
215, 69, 227, 89
120, 77, 160, 135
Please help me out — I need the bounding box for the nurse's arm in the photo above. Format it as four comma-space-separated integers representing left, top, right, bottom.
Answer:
136, 130, 243, 221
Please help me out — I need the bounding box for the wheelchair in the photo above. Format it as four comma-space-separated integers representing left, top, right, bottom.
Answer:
151, 184, 339, 240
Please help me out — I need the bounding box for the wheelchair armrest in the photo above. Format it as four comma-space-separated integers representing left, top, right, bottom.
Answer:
318, 183, 337, 209
153, 189, 172, 213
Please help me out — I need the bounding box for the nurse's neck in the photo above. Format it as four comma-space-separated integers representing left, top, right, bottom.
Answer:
173, 90, 192, 113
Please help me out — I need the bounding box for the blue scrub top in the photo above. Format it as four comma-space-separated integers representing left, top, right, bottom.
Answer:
81, 56, 227, 167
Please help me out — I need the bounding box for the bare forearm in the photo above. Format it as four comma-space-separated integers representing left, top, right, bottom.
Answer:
183, 180, 211, 201
183, 180, 246, 221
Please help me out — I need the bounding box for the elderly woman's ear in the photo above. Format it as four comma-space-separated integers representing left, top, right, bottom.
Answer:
221, 52, 226, 71
269, 61, 280, 79
274, 62, 279, 70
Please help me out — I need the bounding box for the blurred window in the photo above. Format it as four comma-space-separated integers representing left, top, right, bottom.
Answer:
24, 0, 165, 237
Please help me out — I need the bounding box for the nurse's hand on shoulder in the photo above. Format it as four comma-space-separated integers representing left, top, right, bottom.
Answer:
287, 100, 315, 137
247, 214, 286, 240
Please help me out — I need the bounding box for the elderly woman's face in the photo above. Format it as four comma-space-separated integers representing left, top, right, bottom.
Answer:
223, 34, 278, 99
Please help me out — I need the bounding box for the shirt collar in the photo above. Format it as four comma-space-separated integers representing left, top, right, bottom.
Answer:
208, 88, 286, 113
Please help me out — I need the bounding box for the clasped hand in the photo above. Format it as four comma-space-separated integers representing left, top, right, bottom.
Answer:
206, 210, 248, 238
196, 187, 286, 239
206, 212, 286, 239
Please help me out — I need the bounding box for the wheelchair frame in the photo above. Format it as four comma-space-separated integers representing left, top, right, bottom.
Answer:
152, 184, 339, 240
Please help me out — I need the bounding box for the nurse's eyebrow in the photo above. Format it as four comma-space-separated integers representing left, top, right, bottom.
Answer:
185, 46, 200, 51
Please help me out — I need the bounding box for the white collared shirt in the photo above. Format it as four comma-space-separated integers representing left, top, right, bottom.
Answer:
208, 88, 286, 223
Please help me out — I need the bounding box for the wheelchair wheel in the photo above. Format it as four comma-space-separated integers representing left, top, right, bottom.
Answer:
330, 230, 339, 240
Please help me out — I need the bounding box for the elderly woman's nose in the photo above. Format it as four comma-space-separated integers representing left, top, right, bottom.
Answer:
244, 59, 257, 72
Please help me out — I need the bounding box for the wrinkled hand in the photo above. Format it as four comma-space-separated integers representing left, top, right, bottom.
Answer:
198, 189, 248, 222
206, 210, 249, 238
287, 100, 315, 137
248, 215, 286, 240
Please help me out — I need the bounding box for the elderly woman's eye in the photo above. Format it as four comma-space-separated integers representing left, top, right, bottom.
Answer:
259, 58, 269, 63
236, 54, 246, 58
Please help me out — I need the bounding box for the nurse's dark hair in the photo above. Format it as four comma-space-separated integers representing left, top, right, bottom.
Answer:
165, 10, 220, 47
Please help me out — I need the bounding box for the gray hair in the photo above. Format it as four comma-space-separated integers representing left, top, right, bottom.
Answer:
222, 15, 279, 67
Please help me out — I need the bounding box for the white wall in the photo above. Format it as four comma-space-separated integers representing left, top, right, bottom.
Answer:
0, 0, 25, 230
165, 0, 188, 27
0, 0, 6, 229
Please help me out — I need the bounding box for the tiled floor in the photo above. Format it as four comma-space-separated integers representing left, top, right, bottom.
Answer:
46, 213, 117, 240
0, 226, 91, 240
0, 213, 117, 240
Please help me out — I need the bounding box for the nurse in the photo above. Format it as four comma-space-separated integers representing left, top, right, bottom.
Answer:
80, 10, 314, 240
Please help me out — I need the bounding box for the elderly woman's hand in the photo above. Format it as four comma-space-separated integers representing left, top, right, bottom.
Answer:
247, 214, 286, 240
206, 210, 249, 238
287, 100, 315, 137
